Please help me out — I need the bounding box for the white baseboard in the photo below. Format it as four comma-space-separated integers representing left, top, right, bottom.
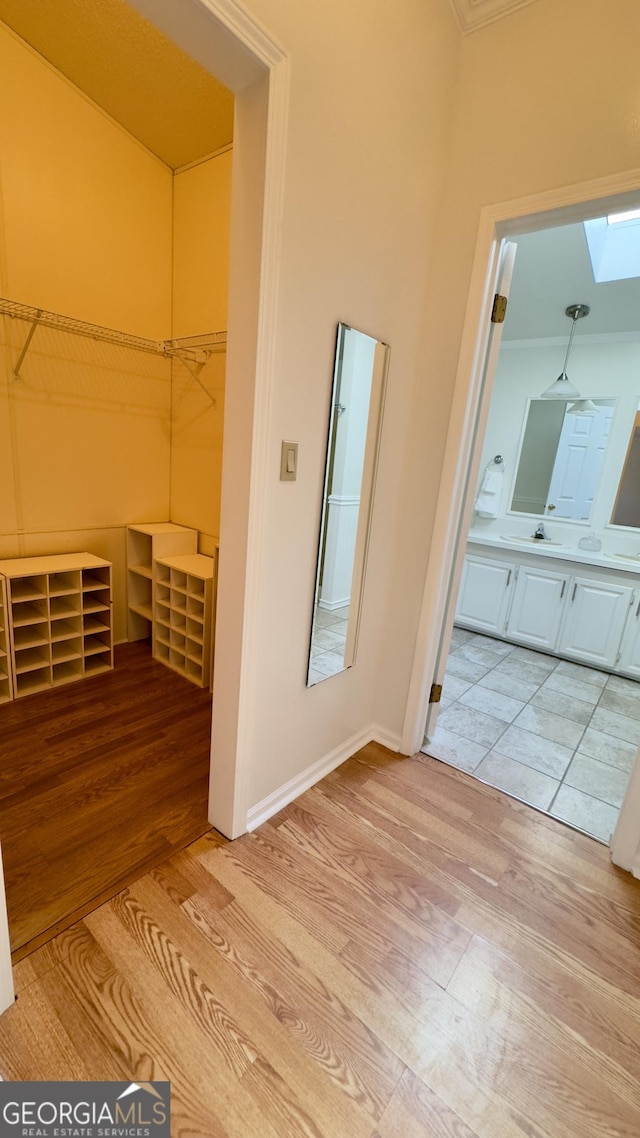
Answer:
245, 723, 403, 831
370, 724, 402, 752
317, 596, 351, 612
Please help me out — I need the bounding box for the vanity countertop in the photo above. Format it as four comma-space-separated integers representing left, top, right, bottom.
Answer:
467, 532, 640, 575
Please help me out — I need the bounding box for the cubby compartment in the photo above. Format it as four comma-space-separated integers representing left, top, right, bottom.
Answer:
0, 553, 113, 699
49, 571, 81, 597
15, 666, 51, 697
153, 553, 214, 688
12, 599, 48, 626
52, 659, 83, 685
84, 651, 112, 676
10, 575, 48, 603
50, 594, 82, 620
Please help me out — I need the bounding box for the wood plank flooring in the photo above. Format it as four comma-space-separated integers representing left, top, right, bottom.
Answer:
0, 641, 212, 959
1, 742, 639, 1137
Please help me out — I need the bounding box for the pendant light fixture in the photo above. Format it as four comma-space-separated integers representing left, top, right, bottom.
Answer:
540, 303, 590, 400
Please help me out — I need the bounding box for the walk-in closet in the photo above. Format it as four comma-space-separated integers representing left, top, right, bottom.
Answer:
0, 0, 233, 958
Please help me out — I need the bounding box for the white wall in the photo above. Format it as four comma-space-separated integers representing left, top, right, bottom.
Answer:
472, 336, 640, 552
383, 0, 640, 744
217, 0, 461, 809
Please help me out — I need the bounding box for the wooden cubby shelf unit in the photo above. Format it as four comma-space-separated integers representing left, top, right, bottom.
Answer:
0, 553, 113, 700
126, 523, 197, 642
0, 576, 12, 704
153, 554, 214, 688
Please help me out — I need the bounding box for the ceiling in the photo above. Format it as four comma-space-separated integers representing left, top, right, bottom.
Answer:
0, 0, 234, 170
503, 221, 640, 341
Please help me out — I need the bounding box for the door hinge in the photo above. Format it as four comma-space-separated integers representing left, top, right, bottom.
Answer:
491, 294, 508, 324
429, 682, 443, 704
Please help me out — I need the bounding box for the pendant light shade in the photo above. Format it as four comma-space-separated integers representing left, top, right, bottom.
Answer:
568, 398, 598, 416
540, 303, 590, 400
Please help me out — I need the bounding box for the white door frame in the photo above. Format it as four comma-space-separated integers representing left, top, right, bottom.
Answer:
401, 167, 640, 864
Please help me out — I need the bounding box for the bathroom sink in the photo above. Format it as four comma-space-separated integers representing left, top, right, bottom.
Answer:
500, 535, 565, 547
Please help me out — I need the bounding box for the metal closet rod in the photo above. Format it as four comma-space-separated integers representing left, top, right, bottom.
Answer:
0, 296, 227, 379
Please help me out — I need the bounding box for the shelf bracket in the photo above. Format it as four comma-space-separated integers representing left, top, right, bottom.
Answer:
176, 353, 216, 406
13, 311, 42, 380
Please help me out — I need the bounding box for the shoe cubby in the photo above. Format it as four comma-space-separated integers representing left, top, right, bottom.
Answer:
126, 523, 197, 642
0, 553, 113, 699
153, 553, 215, 688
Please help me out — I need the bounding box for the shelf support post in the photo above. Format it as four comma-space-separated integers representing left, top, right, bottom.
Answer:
13, 312, 42, 380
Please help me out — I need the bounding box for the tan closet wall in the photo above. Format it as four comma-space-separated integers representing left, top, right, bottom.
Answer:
170, 151, 231, 553
0, 23, 230, 641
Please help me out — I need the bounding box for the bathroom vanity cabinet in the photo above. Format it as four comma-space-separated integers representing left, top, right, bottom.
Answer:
455, 540, 640, 675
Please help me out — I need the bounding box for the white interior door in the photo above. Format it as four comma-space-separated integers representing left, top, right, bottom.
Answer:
547, 404, 613, 520
423, 239, 517, 742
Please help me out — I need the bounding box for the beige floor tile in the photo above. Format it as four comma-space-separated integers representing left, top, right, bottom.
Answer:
563, 752, 630, 809
446, 655, 491, 683
493, 656, 551, 688
437, 702, 508, 749
508, 646, 558, 672
541, 670, 601, 707
442, 674, 472, 701
530, 686, 593, 726
513, 704, 585, 750
459, 684, 524, 724
422, 725, 487, 773
477, 668, 542, 702
578, 727, 638, 773
550, 784, 619, 843
474, 751, 559, 811
598, 686, 640, 724
553, 659, 608, 689
590, 706, 640, 746
492, 723, 573, 780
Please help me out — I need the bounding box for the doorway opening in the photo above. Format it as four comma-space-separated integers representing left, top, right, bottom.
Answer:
419, 204, 640, 844
0, 0, 281, 960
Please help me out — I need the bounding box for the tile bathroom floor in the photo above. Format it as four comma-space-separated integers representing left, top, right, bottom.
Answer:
422, 626, 639, 842
308, 603, 349, 684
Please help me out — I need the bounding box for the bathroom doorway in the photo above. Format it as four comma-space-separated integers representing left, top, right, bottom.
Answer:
419, 204, 640, 843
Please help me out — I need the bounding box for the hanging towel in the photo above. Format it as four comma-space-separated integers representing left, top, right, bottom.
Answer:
474, 468, 503, 518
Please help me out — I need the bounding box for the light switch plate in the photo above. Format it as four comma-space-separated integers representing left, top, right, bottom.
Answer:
280, 440, 298, 481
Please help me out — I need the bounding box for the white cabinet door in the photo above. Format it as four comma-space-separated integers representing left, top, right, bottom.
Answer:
617, 596, 640, 678
455, 555, 514, 635
558, 577, 634, 668
506, 565, 570, 651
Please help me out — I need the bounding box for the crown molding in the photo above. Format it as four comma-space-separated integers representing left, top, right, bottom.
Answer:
448, 0, 539, 34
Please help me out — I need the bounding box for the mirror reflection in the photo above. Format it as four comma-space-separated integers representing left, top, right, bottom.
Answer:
611, 400, 640, 527
510, 398, 614, 521
307, 323, 389, 686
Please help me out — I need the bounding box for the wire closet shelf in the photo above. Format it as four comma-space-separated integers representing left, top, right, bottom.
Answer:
0, 296, 227, 373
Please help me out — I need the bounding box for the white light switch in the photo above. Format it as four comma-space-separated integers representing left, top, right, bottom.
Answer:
280, 440, 298, 481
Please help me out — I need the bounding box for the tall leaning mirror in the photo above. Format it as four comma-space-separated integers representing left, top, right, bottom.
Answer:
307, 324, 389, 686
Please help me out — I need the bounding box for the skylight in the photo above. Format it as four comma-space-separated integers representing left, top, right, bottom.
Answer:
584, 212, 640, 282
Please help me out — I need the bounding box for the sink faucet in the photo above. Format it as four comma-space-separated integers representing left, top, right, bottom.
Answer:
533, 523, 547, 540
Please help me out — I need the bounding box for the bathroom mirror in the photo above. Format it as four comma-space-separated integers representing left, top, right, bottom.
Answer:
510, 398, 614, 521
307, 323, 389, 686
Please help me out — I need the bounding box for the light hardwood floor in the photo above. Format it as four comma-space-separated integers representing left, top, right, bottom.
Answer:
1, 742, 639, 1138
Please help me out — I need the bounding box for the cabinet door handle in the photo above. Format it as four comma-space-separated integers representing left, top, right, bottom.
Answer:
507, 569, 512, 587
636, 598, 640, 619
560, 580, 566, 600
571, 583, 577, 603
